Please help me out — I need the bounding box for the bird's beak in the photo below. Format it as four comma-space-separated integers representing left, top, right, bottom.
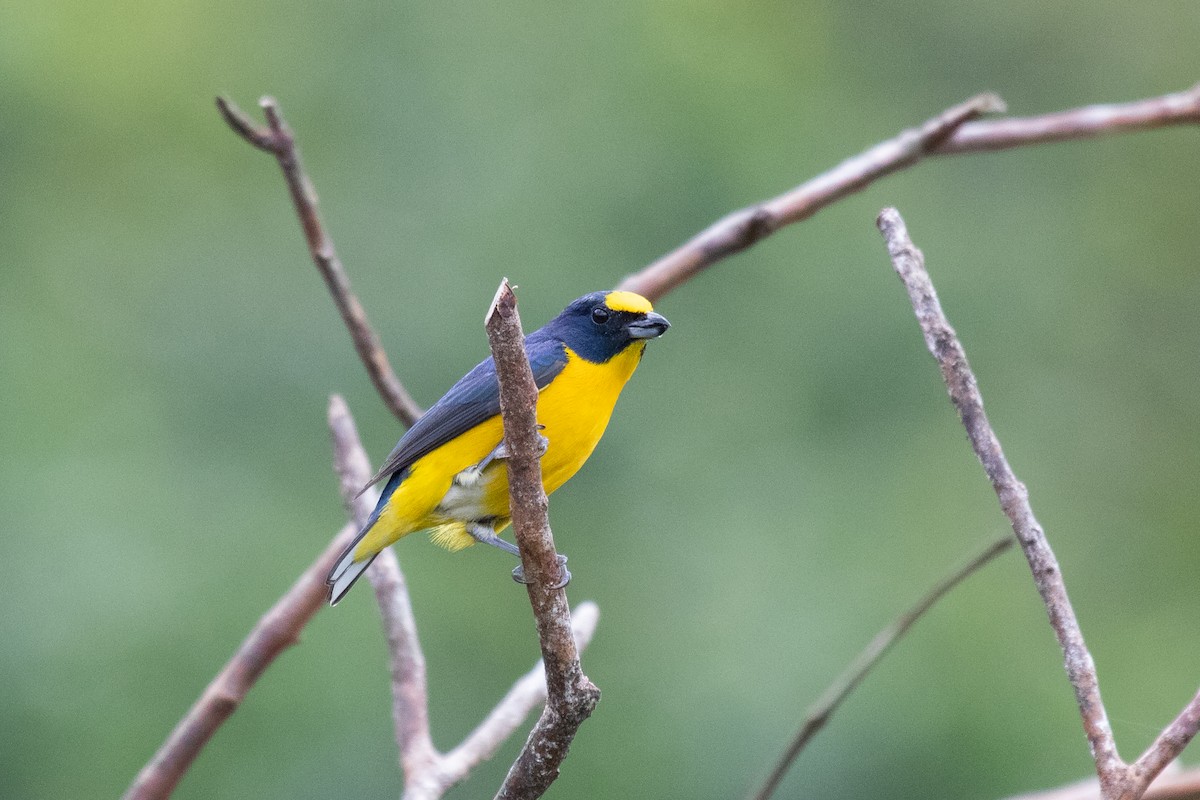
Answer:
627, 311, 671, 339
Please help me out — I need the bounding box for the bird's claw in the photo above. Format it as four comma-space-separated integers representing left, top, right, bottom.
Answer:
511, 554, 571, 588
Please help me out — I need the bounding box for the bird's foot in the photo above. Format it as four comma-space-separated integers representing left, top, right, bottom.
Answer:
512, 554, 570, 589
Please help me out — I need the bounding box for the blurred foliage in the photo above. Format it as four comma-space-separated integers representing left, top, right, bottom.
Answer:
3, 1, 1199, 798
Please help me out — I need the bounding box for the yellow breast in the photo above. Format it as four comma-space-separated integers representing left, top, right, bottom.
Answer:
361, 341, 647, 555
535, 341, 647, 494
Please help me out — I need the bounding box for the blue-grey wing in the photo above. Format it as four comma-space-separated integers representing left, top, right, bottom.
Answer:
362, 335, 567, 491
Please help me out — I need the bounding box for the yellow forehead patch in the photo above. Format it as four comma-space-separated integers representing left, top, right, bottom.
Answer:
603, 291, 654, 314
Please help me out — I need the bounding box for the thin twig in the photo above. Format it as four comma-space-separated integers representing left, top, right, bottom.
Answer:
328, 394, 438, 780
216, 96, 424, 426
876, 208, 1200, 800
751, 534, 1014, 800
1121, 690, 1200, 800
121, 521, 359, 800
617, 92, 1002, 301
620, 84, 1200, 303
484, 279, 601, 800
936, 83, 1200, 154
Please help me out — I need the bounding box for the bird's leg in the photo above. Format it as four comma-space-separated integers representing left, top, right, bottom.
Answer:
465, 521, 571, 588
466, 521, 521, 557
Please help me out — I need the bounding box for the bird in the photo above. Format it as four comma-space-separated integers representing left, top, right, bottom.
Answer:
326, 289, 670, 604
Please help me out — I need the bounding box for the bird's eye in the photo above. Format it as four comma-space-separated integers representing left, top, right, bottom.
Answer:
591, 307, 610, 325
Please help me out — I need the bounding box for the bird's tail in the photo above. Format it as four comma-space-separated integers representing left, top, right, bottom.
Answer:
327, 537, 379, 606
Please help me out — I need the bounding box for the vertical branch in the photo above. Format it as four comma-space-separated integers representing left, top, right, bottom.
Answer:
333, 390, 609, 799
876, 208, 1129, 788
483, 280, 601, 800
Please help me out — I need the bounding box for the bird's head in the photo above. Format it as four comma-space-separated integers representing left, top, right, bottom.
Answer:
543, 290, 670, 363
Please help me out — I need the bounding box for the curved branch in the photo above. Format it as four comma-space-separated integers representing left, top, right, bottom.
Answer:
620, 84, 1200, 303
409, 602, 601, 800
877, 209, 1200, 799
121, 522, 359, 800
217, 96, 424, 427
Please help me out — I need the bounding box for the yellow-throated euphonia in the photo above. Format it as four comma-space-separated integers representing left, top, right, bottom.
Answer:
327, 290, 670, 604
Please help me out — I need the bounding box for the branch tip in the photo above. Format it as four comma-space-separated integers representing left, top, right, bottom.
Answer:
486, 278, 515, 327
215, 95, 276, 152
216, 94, 423, 426
260, 96, 286, 136
969, 91, 1008, 115
328, 392, 348, 418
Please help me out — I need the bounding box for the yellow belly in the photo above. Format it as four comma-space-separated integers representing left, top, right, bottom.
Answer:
355, 341, 646, 558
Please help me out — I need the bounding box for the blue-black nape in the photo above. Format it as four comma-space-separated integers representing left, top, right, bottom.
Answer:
537, 291, 669, 364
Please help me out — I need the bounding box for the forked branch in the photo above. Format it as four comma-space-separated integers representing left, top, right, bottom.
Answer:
877, 207, 1200, 800
620, 84, 1200, 303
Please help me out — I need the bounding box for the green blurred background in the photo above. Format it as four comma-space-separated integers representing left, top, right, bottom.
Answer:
3, 2, 1199, 798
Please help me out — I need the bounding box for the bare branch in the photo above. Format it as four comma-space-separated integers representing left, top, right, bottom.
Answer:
751, 534, 1014, 800
877, 208, 1138, 792
936, 83, 1200, 154
328, 394, 438, 779
484, 279, 601, 800
407, 603, 601, 800
620, 85, 1200, 303
216, 96, 424, 427
122, 521, 359, 800
618, 93, 1002, 301
1121, 691, 1200, 800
